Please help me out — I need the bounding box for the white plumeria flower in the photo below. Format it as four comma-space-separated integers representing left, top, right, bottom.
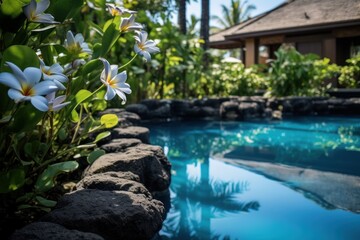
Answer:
134, 31, 160, 62
40, 59, 68, 90
99, 58, 131, 104
23, 0, 58, 24
64, 31, 92, 55
0, 62, 58, 112
45, 92, 70, 112
106, 3, 136, 16
64, 59, 86, 75
119, 14, 143, 32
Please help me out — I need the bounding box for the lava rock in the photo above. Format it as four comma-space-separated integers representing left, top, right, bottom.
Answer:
126, 104, 149, 119
100, 138, 142, 153
84, 144, 171, 192
111, 126, 150, 144
42, 189, 164, 240
10, 222, 104, 240
77, 172, 151, 198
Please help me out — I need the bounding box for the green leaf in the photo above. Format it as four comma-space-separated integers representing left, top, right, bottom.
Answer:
0, 168, 25, 193
47, 0, 83, 23
77, 143, 96, 149
70, 109, 79, 123
35, 161, 79, 193
101, 23, 120, 57
35, 196, 57, 207
100, 114, 118, 128
58, 128, 68, 141
81, 59, 102, 77
75, 89, 93, 104
0, 0, 26, 17
1, 45, 40, 71
87, 149, 106, 164
94, 131, 111, 143
11, 104, 44, 132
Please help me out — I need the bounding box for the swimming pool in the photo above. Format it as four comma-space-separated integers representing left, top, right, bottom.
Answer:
144, 116, 360, 240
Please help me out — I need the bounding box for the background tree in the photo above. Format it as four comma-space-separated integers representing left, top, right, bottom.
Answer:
177, 0, 187, 34
200, 0, 210, 69
212, 0, 256, 30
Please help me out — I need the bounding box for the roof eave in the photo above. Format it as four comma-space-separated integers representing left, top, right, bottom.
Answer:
225, 19, 360, 40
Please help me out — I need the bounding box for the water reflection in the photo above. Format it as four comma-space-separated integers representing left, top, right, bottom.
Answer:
151, 123, 259, 239
145, 117, 360, 239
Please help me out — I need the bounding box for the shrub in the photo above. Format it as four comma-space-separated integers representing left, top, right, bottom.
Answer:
266, 46, 339, 97
338, 54, 360, 88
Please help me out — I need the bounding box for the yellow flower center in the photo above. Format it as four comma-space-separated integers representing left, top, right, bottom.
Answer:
111, 9, 119, 16
21, 85, 35, 96
138, 43, 145, 51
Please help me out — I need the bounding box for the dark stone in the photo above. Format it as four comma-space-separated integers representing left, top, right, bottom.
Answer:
264, 107, 273, 119
267, 98, 281, 110
220, 101, 239, 119
10, 222, 104, 240
200, 106, 218, 117
126, 104, 149, 119
141, 99, 166, 109
312, 100, 329, 114
84, 144, 171, 192
77, 172, 151, 198
42, 189, 164, 240
280, 99, 293, 114
290, 97, 313, 114
202, 97, 230, 108
238, 102, 261, 120
171, 100, 191, 117
111, 126, 150, 143
149, 104, 171, 119
81, 171, 140, 184
100, 138, 142, 153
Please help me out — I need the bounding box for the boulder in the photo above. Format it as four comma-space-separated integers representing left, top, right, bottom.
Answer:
10, 222, 104, 240
111, 126, 150, 144
149, 104, 171, 119
238, 102, 261, 120
290, 97, 313, 114
126, 104, 149, 119
77, 172, 151, 198
100, 138, 142, 153
171, 100, 191, 117
42, 189, 164, 240
85, 144, 171, 192
312, 100, 329, 114
220, 101, 239, 119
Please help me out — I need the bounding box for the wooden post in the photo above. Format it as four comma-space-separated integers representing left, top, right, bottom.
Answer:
245, 38, 257, 67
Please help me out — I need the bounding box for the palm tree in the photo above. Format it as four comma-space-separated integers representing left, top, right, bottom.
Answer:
177, 0, 187, 34
200, 0, 210, 69
212, 0, 256, 29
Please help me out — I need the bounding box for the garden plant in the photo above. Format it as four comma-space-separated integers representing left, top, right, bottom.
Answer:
0, 0, 159, 230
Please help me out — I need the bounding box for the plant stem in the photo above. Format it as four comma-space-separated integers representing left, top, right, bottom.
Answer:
118, 54, 138, 71
71, 105, 83, 144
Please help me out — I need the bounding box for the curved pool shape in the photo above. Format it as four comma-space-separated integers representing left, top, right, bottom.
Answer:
144, 116, 360, 240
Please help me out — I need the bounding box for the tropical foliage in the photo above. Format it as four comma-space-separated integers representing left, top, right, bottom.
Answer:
266, 46, 339, 97
338, 54, 360, 88
212, 0, 256, 30
0, 0, 159, 227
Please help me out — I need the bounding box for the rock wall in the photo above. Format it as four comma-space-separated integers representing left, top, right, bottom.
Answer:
11, 109, 171, 240
126, 97, 360, 121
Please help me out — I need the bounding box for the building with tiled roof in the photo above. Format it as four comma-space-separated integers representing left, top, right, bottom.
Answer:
210, 0, 360, 67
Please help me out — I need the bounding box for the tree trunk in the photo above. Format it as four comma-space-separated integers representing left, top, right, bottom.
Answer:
200, 0, 210, 69
177, 0, 187, 34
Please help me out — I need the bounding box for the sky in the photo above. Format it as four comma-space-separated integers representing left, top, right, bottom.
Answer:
187, 0, 286, 27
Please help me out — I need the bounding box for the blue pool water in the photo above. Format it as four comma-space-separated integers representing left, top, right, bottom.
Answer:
144, 116, 360, 240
